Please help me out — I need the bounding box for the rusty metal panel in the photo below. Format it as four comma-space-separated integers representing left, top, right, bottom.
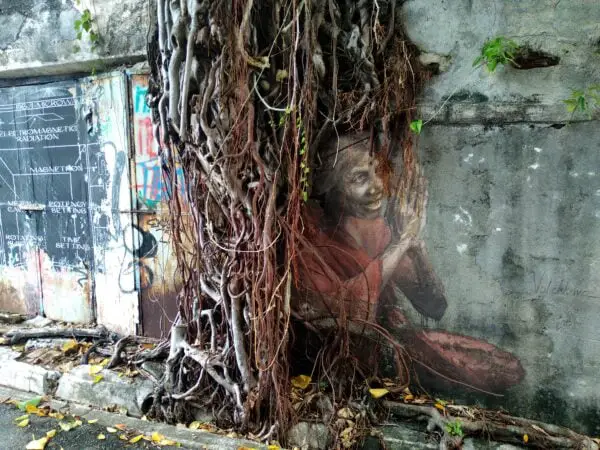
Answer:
130, 74, 179, 338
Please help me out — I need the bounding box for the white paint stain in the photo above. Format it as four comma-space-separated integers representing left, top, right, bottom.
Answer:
570, 172, 579, 178
534, 147, 542, 153
478, 158, 485, 164
595, 189, 600, 196
453, 207, 473, 228
456, 243, 468, 254
588, 172, 595, 177
528, 163, 539, 170
463, 153, 474, 163
495, 227, 502, 232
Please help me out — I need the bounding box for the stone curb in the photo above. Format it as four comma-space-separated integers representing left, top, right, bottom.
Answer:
55, 365, 154, 418
0, 358, 60, 395
0, 348, 153, 417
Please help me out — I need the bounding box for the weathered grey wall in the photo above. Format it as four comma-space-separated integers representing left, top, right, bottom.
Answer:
0, 0, 150, 77
405, 0, 600, 435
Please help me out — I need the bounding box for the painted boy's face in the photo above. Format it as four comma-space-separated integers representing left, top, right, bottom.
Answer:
340, 151, 385, 219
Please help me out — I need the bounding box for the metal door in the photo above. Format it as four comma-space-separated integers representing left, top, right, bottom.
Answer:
0, 81, 95, 321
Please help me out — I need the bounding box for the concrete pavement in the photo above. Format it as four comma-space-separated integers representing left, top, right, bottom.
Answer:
0, 403, 182, 450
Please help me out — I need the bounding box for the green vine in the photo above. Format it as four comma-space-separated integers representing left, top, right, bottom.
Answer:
74, 8, 100, 50
473, 36, 519, 73
409, 119, 423, 135
563, 85, 600, 118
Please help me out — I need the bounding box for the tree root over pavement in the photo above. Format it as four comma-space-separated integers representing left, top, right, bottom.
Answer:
384, 400, 599, 450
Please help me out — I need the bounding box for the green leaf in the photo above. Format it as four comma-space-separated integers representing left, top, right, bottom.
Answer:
409, 119, 423, 135
302, 191, 308, 202
82, 21, 91, 32
74, 19, 82, 30
17, 397, 42, 412
76, 31, 82, 40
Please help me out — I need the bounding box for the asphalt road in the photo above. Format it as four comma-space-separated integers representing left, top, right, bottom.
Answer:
0, 404, 184, 450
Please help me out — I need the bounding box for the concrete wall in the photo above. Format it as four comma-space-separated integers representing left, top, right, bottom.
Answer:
0, 0, 149, 78
404, 0, 600, 435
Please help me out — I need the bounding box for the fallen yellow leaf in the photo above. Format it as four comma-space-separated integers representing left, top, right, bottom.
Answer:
119, 434, 128, 440
97, 433, 106, 440
106, 427, 117, 433
268, 445, 281, 450
151, 431, 164, 442
129, 435, 144, 443
14, 414, 29, 422
12, 345, 25, 352
92, 374, 103, 384
189, 421, 201, 430
99, 358, 110, 367
291, 375, 311, 390
46, 430, 57, 438
49, 412, 64, 420
26, 405, 40, 414
523, 433, 529, 443
62, 340, 79, 354
159, 438, 178, 446
87, 419, 98, 424
237, 447, 258, 450
403, 394, 414, 402
26, 436, 48, 450
141, 343, 155, 350
17, 417, 29, 427
88, 365, 103, 375
59, 422, 76, 432
369, 388, 390, 399
434, 402, 445, 411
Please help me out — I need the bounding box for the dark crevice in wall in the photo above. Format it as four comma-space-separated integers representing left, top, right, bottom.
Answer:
512, 48, 560, 70
549, 123, 566, 129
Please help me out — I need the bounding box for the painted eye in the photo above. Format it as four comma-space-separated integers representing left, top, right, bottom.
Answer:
353, 174, 367, 184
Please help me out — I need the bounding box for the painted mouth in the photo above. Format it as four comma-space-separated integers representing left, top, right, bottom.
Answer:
365, 198, 383, 210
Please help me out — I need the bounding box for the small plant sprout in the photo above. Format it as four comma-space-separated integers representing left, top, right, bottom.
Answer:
445, 420, 465, 438
410, 119, 423, 135
473, 37, 519, 73
563, 85, 600, 118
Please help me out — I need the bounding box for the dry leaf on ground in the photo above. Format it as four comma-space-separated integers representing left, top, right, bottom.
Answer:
61, 340, 79, 354
129, 435, 144, 443
368, 388, 389, 399
291, 375, 311, 390
16, 417, 29, 427
25, 436, 49, 450
88, 365, 103, 375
